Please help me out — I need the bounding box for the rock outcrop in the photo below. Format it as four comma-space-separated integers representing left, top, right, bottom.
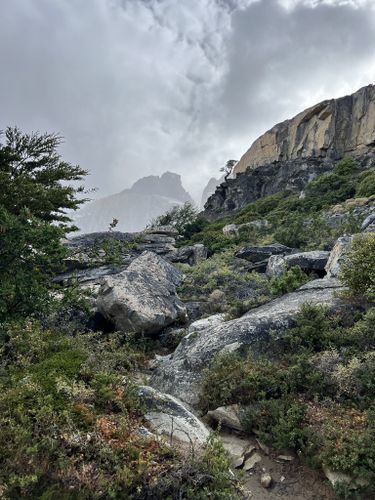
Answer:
97, 251, 187, 334
266, 250, 330, 278
150, 278, 345, 406
234, 85, 375, 175
204, 85, 375, 218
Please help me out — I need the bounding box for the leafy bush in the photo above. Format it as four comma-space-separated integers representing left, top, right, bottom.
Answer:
269, 266, 309, 296
243, 397, 309, 450
0, 128, 87, 322
178, 250, 270, 314
356, 171, 375, 197
340, 233, 375, 300
151, 202, 202, 239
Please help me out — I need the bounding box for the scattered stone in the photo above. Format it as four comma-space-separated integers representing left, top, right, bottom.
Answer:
243, 453, 262, 471
277, 454, 294, 462
260, 472, 273, 488
138, 386, 209, 450
233, 456, 245, 469
223, 224, 239, 237
280, 475, 286, 483
186, 313, 227, 337
145, 225, 178, 237
206, 404, 243, 432
243, 444, 257, 460
97, 251, 187, 334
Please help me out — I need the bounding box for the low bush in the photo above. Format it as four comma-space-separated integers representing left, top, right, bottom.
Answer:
356, 171, 375, 197
0, 319, 240, 499
340, 233, 375, 301
269, 266, 309, 296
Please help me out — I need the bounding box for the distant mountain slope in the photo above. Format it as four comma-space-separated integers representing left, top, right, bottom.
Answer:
74, 172, 193, 233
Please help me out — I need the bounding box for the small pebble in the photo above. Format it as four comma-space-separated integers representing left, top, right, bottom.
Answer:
260, 472, 273, 488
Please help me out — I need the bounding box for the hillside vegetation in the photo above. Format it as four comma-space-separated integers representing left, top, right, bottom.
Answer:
1, 127, 375, 499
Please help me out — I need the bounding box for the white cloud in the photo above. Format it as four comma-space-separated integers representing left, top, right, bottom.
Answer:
0, 0, 374, 200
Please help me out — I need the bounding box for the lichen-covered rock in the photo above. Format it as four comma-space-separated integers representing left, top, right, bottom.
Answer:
362, 213, 375, 231
325, 235, 354, 278
266, 251, 330, 277
170, 244, 208, 265
150, 279, 345, 406
138, 386, 210, 449
97, 251, 187, 334
222, 224, 239, 237
206, 404, 243, 431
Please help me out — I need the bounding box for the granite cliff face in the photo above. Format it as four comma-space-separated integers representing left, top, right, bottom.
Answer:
234, 85, 375, 174
205, 85, 375, 218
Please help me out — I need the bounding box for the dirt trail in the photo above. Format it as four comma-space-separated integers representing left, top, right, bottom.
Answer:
220, 432, 336, 500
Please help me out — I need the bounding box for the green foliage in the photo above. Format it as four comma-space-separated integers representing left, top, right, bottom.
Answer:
279, 303, 333, 352
304, 158, 358, 211
243, 397, 309, 450
356, 171, 375, 197
269, 266, 309, 296
0, 127, 87, 228
0, 128, 88, 322
0, 320, 239, 499
178, 250, 269, 314
0, 207, 67, 321
151, 202, 201, 239
182, 158, 368, 256
340, 233, 375, 300
201, 303, 375, 493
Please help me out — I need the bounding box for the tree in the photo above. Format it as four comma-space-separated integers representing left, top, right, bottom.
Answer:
151, 202, 201, 238
220, 159, 237, 181
0, 128, 88, 321
0, 127, 87, 230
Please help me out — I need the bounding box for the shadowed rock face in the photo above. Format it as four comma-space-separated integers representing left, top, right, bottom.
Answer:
150, 278, 346, 407
234, 85, 375, 175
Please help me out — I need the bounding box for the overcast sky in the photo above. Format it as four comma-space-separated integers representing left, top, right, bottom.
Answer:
1, 0, 375, 200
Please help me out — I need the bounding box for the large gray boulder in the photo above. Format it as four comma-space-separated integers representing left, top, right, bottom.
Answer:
266, 250, 330, 278
150, 279, 345, 406
170, 244, 208, 266
97, 251, 187, 334
138, 386, 209, 449
235, 243, 293, 263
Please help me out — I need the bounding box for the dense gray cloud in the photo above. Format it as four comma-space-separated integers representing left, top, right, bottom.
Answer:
0, 0, 374, 200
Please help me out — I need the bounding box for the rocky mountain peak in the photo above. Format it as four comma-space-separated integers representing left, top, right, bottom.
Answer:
130, 171, 192, 203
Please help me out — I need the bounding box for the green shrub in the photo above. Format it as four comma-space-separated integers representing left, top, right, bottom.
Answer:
243, 397, 309, 450
340, 233, 375, 300
151, 202, 200, 239
356, 171, 375, 197
178, 250, 269, 312
269, 266, 309, 296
